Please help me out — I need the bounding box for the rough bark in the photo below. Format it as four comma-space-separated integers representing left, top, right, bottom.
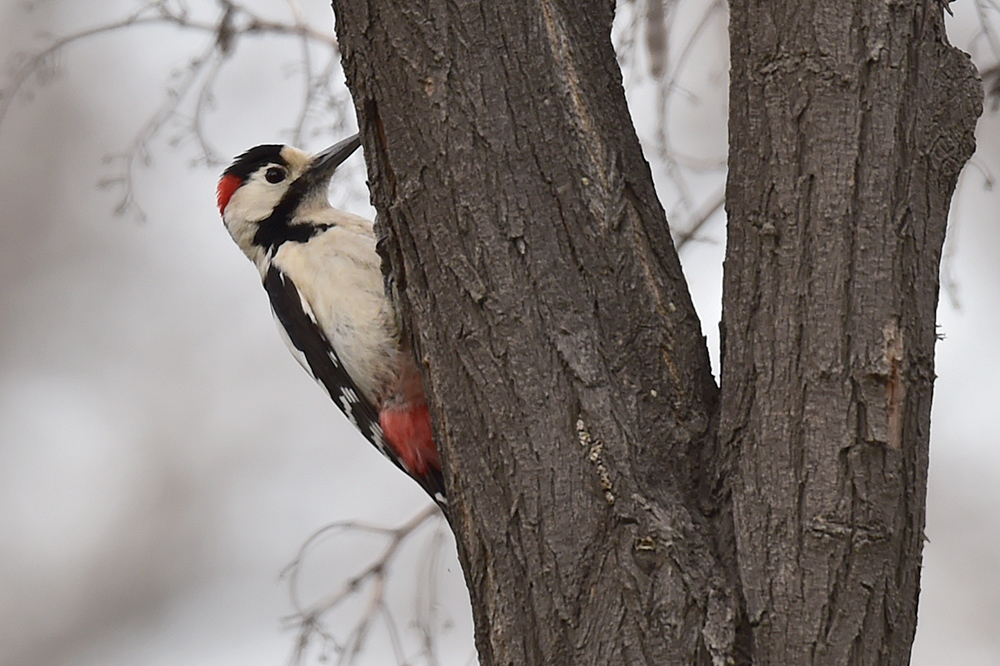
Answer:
331, 0, 980, 663
332, 1, 735, 664
722, 2, 980, 665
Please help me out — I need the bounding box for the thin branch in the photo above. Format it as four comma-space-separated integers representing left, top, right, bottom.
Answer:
1, 0, 343, 220
1, 6, 158, 124
281, 505, 443, 666
975, 0, 1000, 65
99, 39, 222, 219
673, 185, 725, 249
615, 0, 729, 242
187, 52, 230, 164
413, 521, 448, 666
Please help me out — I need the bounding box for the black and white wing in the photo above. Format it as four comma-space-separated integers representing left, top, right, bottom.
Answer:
263, 265, 395, 465
263, 265, 448, 508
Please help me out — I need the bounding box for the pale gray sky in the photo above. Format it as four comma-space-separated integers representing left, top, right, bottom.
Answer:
0, 1, 997, 665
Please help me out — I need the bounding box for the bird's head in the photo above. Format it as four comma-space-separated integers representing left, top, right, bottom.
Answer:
217, 134, 361, 265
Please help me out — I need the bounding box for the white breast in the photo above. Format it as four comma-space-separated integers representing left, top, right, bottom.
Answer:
267, 210, 401, 404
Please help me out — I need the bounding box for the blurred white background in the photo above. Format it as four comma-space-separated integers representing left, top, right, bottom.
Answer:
0, 1, 997, 665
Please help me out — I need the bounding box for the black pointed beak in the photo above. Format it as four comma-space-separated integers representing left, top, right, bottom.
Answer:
305, 133, 361, 184
272, 134, 361, 217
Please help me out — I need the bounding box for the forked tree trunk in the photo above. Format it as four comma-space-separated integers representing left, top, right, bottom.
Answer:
330, 0, 980, 663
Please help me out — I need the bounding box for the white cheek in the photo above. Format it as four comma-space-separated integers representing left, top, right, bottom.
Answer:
222, 182, 285, 256
226, 184, 282, 224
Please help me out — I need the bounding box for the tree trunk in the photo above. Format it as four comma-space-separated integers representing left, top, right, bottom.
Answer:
723, 1, 980, 664
331, 0, 737, 663
330, 0, 980, 663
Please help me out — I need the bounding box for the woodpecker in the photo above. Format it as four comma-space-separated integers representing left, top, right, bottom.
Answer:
217, 134, 445, 508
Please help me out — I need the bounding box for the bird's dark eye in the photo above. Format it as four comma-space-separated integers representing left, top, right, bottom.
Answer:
265, 167, 286, 184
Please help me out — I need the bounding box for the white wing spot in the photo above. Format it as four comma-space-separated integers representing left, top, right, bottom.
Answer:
298, 292, 318, 323
338, 391, 359, 427
327, 349, 340, 367
368, 422, 388, 453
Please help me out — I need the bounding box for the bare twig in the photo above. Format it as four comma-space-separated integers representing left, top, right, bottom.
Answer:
975, 0, 1000, 65
413, 520, 449, 666
652, 0, 726, 224
98, 39, 223, 219
1, 0, 342, 219
615, 0, 729, 243
282, 505, 447, 666
673, 185, 724, 249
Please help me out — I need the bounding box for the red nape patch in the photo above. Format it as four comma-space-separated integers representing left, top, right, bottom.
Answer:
216, 173, 242, 215
380, 404, 440, 475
